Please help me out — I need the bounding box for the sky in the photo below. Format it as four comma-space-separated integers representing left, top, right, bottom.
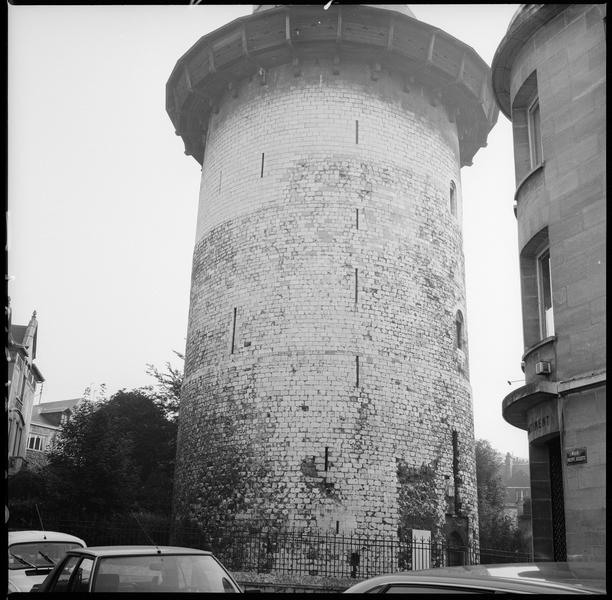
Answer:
7, 4, 527, 457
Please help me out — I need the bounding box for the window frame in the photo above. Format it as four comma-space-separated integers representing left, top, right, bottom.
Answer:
536, 247, 554, 339
27, 434, 46, 452
49, 555, 82, 592
527, 96, 542, 169
12, 424, 23, 456
70, 557, 95, 592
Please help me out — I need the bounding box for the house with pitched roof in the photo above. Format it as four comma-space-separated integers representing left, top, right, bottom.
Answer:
26, 398, 82, 470
7, 302, 45, 475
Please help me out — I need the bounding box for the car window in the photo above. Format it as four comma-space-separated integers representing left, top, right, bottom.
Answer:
94, 554, 240, 593
364, 584, 386, 593
51, 555, 81, 592
384, 584, 484, 594
8, 541, 84, 570
69, 557, 94, 592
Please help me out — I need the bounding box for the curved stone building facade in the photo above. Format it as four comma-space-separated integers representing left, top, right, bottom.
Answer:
167, 5, 497, 548
492, 4, 606, 564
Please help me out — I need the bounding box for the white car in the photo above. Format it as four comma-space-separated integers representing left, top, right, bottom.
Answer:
8, 530, 87, 593
35, 545, 243, 593
343, 562, 606, 594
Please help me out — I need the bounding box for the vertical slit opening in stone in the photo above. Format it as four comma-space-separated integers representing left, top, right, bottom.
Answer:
231, 307, 237, 354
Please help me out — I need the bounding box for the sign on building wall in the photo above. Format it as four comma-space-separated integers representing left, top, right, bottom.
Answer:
566, 447, 587, 465
526, 401, 559, 442
411, 529, 431, 571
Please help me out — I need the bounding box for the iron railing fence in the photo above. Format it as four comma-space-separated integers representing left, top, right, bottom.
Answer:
198, 530, 531, 578
12, 518, 532, 579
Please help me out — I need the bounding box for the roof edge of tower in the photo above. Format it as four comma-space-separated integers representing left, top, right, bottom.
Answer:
167, 5, 498, 166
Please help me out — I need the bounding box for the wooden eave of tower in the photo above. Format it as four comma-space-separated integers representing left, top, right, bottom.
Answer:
166, 5, 498, 167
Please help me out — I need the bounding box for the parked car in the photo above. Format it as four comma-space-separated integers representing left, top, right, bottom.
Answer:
33, 545, 244, 593
8, 530, 87, 593
343, 562, 606, 594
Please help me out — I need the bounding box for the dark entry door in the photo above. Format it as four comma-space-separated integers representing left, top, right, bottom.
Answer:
548, 437, 567, 561
447, 531, 466, 566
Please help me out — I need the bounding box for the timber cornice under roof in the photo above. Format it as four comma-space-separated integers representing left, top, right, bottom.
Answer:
166, 5, 498, 167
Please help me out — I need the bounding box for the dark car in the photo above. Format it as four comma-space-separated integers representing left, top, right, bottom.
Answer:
343, 562, 606, 594
34, 545, 243, 593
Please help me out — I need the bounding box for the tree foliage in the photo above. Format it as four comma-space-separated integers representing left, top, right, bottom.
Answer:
475, 439, 505, 520
475, 439, 529, 556
11, 390, 178, 521
145, 350, 184, 421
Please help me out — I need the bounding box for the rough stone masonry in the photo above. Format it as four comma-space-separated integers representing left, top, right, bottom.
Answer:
166, 5, 498, 550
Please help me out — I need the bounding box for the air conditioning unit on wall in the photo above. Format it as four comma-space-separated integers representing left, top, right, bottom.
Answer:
535, 361, 551, 375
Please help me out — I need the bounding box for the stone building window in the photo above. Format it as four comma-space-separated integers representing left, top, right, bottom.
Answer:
527, 97, 542, 169
511, 71, 542, 181
8, 410, 25, 457
519, 227, 552, 348
537, 248, 554, 338
13, 427, 23, 456
450, 181, 457, 216
27, 434, 46, 452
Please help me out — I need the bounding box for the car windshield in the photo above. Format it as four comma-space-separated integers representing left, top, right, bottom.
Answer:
9, 541, 83, 570
93, 554, 240, 593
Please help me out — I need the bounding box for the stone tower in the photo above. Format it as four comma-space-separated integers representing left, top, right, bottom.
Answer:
166, 4, 497, 549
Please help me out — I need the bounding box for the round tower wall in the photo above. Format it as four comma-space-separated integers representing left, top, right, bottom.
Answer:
175, 59, 478, 541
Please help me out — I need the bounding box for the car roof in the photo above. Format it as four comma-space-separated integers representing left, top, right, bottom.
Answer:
346, 576, 600, 594
65, 545, 213, 558
8, 530, 86, 546
344, 563, 606, 594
